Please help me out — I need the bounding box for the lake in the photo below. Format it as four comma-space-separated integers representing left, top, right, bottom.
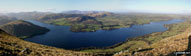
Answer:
24, 19, 184, 49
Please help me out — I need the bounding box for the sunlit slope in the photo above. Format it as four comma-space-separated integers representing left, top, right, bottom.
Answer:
81, 20, 191, 56
0, 29, 97, 56
114, 21, 191, 56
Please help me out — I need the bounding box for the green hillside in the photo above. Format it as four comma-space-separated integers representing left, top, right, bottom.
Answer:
38, 13, 186, 32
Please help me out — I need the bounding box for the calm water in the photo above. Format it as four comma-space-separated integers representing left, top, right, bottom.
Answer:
24, 19, 183, 49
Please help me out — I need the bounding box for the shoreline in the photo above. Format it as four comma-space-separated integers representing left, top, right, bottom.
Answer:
23, 19, 184, 50
0, 19, 190, 56
65, 19, 185, 51
79, 20, 190, 54
40, 19, 173, 32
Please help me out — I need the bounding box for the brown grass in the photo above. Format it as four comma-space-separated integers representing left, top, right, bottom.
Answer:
114, 22, 191, 56
0, 31, 99, 56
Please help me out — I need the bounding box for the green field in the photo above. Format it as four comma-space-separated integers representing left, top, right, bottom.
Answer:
79, 20, 191, 54
41, 13, 186, 32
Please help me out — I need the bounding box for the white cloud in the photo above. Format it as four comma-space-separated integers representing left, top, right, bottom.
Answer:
46, 8, 56, 11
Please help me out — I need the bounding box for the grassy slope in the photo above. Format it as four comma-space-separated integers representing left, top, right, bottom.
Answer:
81, 20, 191, 55
0, 20, 189, 56
114, 21, 191, 56
0, 14, 190, 56
0, 30, 98, 56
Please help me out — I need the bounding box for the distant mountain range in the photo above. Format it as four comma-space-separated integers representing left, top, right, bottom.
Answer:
0, 10, 190, 56
0, 16, 17, 25
62, 10, 109, 14
0, 10, 112, 20
6, 11, 53, 20
0, 11, 113, 36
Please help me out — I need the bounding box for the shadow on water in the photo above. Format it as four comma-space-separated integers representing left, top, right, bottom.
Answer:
167, 35, 191, 56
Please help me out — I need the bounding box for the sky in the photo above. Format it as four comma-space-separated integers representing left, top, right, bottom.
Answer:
0, 0, 190, 13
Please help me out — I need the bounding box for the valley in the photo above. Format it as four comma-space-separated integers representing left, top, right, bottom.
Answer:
24, 19, 184, 49
38, 13, 181, 32
1, 0, 191, 56
0, 11, 191, 56
0, 17, 190, 56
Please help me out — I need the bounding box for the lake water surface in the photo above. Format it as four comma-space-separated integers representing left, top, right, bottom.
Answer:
24, 19, 183, 49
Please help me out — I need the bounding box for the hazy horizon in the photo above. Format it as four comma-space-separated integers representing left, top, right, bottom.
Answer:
0, 0, 191, 14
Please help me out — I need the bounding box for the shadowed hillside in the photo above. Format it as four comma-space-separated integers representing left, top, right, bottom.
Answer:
0, 20, 49, 38
189, 35, 191, 51
186, 35, 191, 56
